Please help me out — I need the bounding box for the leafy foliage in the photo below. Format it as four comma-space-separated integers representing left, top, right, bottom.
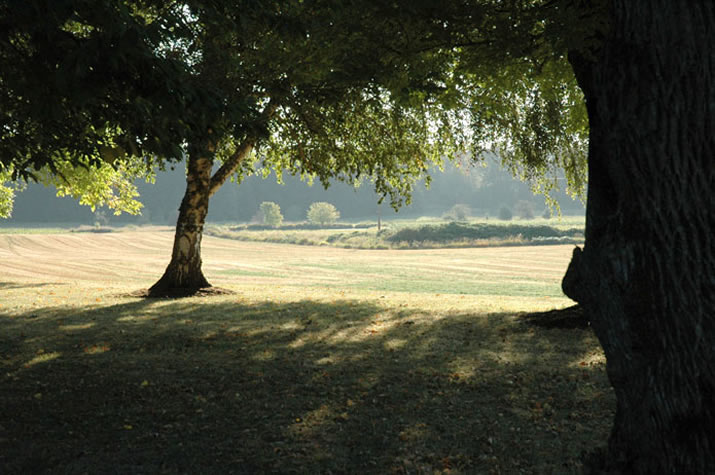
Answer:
0, 0, 203, 176
261, 88, 462, 209
0, 0, 209, 217
307, 202, 340, 226
0, 171, 15, 218
385, 221, 582, 244
1, 0, 595, 220
42, 157, 152, 215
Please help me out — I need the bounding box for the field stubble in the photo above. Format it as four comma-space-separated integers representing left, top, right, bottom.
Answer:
0, 231, 613, 473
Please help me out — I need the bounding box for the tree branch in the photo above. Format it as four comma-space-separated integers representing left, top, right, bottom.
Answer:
208, 100, 278, 196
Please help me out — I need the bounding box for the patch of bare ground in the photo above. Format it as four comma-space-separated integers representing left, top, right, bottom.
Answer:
0, 232, 613, 473
126, 287, 235, 299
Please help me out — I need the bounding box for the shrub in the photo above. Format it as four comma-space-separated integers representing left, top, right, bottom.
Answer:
542, 208, 552, 219
497, 205, 513, 221
384, 221, 580, 244
443, 203, 471, 221
515, 200, 535, 220
307, 202, 340, 226
259, 201, 283, 227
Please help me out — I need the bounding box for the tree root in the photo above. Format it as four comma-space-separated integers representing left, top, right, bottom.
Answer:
127, 286, 235, 299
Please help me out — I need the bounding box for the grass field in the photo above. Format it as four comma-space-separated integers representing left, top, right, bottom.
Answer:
0, 231, 613, 473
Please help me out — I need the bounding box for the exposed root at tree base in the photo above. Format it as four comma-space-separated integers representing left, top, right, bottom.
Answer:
126, 286, 235, 299
519, 304, 589, 329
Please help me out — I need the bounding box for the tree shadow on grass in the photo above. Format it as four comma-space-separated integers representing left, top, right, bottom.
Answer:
0, 298, 614, 474
0, 282, 58, 290
519, 304, 589, 329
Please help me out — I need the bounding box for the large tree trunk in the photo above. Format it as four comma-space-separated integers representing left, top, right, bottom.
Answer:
147, 137, 259, 297
563, 1, 715, 472
148, 151, 213, 297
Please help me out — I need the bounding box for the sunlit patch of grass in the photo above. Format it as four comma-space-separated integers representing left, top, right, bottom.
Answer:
0, 227, 71, 234
82, 343, 111, 354
116, 314, 158, 324
252, 348, 276, 361
570, 350, 607, 368
59, 322, 95, 331
384, 338, 408, 350
216, 268, 285, 278
23, 351, 61, 367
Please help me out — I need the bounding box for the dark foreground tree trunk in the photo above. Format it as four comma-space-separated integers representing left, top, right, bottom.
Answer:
148, 152, 213, 297
563, 1, 715, 472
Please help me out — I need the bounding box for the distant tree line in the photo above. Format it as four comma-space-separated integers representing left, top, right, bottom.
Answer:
5, 158, 583, 226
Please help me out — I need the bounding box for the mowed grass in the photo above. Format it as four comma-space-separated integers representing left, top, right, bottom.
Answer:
0, 227, 73, 234
0, 232, 613, 474
224, 260, 563, 298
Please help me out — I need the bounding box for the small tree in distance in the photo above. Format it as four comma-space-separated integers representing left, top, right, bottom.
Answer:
515, 200, 535, 220
307, 202, 340, 226
259, 202, 283, 227
443, 203, 471, 221
497, 205, 513, 221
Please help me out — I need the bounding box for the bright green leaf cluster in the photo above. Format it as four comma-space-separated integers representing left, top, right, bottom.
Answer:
0, 169, 16, 218
36, 155, 154, 216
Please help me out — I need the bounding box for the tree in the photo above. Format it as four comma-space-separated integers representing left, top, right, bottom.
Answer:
417, 2, 714, 469
306, 202, 340, 226
1, 1, 463, 293
0, 0, 210, 171
258, 201, 283, 227
145, 1, 464, 295
358, 1, 712, 470
0, 174, 13, 218
2, 0, 581, 296
560, 1, 715, 472
497, 205, 512, 221
514, 200, 534, 220
5, 1, 713, 470
443, 203, 471, 221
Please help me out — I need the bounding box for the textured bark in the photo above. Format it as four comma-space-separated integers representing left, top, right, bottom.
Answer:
147, 103, 277, 297
149, 152, 213, 296
563, 1, 715, 472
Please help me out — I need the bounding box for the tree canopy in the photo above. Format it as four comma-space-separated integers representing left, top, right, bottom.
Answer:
0, 1, 205, 170
3, 1, 714, 472
0, 0, 590, 217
